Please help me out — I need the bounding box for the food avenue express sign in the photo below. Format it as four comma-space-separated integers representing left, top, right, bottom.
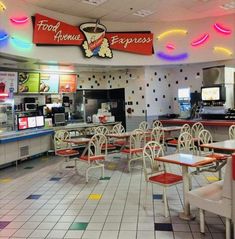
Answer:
33, 14, 154, 58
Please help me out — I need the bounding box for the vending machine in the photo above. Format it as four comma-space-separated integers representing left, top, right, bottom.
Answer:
178, 88, 191, 119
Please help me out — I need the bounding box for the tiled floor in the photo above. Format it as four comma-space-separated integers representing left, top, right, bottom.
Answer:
0, 150, 227, 239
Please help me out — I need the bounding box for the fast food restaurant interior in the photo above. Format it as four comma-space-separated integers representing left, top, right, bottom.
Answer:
1, 0, 235, 238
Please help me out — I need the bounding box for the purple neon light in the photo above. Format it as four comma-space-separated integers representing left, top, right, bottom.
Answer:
156, 51, 188, 61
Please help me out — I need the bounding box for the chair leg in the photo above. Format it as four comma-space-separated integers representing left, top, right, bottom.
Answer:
101, 164, 105, 178
199, 209, 205, 233
163, 187, 169, 218
225, 218, 231, 239
144, 182, 148, 209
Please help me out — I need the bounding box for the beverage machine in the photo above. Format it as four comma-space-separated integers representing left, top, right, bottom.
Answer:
178, 88, 191, 119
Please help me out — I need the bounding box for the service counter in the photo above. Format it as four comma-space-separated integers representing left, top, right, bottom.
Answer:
0, 129, 53, 167
160, 119, 235, 141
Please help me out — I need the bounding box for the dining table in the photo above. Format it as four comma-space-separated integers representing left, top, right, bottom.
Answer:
64, 137, 91, 156
200, 139, 235, 152
156, 153, 217, 220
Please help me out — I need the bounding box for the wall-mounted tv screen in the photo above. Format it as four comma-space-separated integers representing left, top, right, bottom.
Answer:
17, 116, 45, 130
201, 85, 226, 102
178, 88, 190, 100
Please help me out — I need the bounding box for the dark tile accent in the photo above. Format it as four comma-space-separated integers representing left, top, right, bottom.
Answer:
49, 177, 61, 181
0, 221, 11, 229
100, 177, 111, 180
154, 223, 173, 231
70, 222, 88, 230
66, 166, 75, 168
26, 195, 41, 200
24, 166, 33, 169
153, 194, 163, 200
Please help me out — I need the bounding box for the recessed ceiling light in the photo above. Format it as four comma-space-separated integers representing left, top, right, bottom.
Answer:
82, 0, 108, 6
133, 9, 154, 17
220, 1, 235, 10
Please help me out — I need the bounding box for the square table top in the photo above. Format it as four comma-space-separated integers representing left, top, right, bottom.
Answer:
201, 139, 235, 152
156, 153, 216, 167
63, 137, 90, 144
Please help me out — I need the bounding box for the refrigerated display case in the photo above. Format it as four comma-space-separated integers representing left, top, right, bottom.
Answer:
0, 98, 14, 133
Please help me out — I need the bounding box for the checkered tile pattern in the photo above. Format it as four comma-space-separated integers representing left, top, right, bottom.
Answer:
0, 150, 226, 239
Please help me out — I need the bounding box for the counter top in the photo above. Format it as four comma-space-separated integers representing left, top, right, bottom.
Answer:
160, 119, 235, 127
0, 129, 54, 144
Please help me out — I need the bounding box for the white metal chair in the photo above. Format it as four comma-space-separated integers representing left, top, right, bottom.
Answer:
150, 126, 166, 151
54, 130, 80, 172
177, 131, 197, 154
191, 122, 204, 139
228, 124, 235, 139
188, 156, 232, 239
197, 129, 228, 178
167, 123, 191, 147
95, 125, 116, 150
138, 121, 149, 131
112, 123, 125, 134
152, 120, 163, 128
143, 141, 182, 217
79, 133, 107, 182
121, 129, 146, 172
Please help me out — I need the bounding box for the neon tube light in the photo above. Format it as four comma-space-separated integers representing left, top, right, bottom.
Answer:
214, 23, 231, 35
213, 46, 233, 56
156, 51, 188, 61
157, 29, 187, 40
11, 37, 32, 49
191, 33, 209, 47
10, 17, 29, 24
0, 33, 8, 41
0, 1, 6, 11
166, 43, 175, 50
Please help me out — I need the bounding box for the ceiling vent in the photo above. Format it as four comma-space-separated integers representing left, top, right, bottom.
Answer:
82, 0, 108, 6
133, 9, 154, 17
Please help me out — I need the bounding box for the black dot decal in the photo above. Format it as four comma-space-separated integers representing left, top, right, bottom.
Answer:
142, 110, 145, 114
79, 85, 82, 88
176, 81, 178, 84
142, 95, 144, 99
185, 77, 188, 80
88, 77, 91, 81
132, 109, 134, 112
168, 84, 171, 87
147, 83, 149, 87
112, 77, 115, 80
108, 80, 110, 83
158, 78, 161, 82
132, 90, 134, 94
128, 101, 133, 105
197, 72, 200, 76
110, 85, 112, 88
97, 83, 100, 86
126, 80, 128, 84
163, 95, 165, 98
174, 97, 177, 101
147, 104, 150, 107
154, 72, 157, 76
91, 85, 94, 88
155, 98, 158, 101
169, 106, 171, 109
92, 75, 95, 78
164, 75, 167, 79
103, 75, 106, 79
180, 69, 183, 72
136, 102, 139, 105
153, 89, 155, 93
109, 75, 112, 78
119, 76, 121, 79
129, 74, 132, 77
77, 75, 80, 78
139, 87, 142, 90
95, 80, 97, 83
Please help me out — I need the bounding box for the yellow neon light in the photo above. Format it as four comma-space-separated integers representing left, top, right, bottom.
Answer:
0, 1, 6, 11
213, 46, 233, 56
157, 29, 188, 40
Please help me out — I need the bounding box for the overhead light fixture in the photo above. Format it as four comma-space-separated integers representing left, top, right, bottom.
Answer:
133, 9, 154, 17
82, 0, 107, 6
220, 1, 235, 10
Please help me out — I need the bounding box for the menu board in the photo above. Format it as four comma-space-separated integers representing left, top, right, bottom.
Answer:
17, 116, 45, 130
18, 72, 40, 93
0, 71, 17, 93
59, 74, 77, 93
18, 117, 28, 130
40, 73, 59, 93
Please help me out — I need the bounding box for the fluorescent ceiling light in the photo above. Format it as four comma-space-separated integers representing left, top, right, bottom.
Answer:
82, 0, 108, 6
133, 9, 154, 17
